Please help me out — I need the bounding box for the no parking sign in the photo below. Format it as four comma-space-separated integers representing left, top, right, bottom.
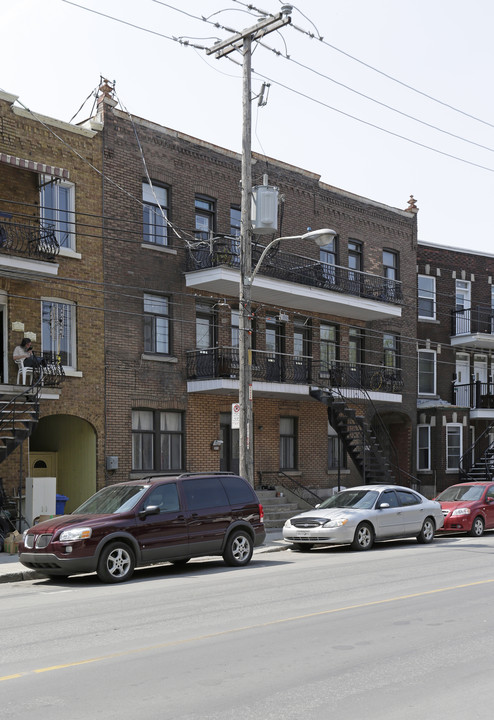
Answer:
231, 403, 240, 429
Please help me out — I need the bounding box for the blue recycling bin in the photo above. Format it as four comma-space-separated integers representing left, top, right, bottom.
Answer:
56, 493, 69, 515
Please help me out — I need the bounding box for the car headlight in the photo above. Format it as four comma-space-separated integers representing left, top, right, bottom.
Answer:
284, 519, 292, 528
451, 508, 471, 517
322, 518, 348, 528
59, 527, 92, 541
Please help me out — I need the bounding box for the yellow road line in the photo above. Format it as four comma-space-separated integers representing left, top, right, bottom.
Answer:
2, 576, 493, 683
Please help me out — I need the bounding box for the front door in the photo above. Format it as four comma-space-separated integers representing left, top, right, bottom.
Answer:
456, 280, 471, 335
266, 317, 284, 382
220, 412, 239, 474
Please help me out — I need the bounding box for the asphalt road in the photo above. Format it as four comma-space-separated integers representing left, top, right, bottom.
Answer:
2, 533, 494, 720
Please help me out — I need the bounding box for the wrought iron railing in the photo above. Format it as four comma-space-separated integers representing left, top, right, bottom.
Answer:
0, 217, 60, 261
186, 348, 404, 394
452, 379, 494, 409
257, 470, 323, 506
451, 306, 494, 336
185, 236, 402, 305
458, 420, 494, 481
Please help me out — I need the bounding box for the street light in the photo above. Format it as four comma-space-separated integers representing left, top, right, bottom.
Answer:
239, 228, 338, 485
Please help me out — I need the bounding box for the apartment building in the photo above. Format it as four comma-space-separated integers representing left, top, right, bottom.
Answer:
0, 89, 105, 518
417, 241, 494, 494
96, 82, 419, 494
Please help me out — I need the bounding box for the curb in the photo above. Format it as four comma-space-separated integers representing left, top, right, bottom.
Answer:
0, 569, 44, 584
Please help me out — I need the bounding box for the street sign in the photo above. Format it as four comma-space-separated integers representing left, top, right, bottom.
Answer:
231, 403, 240, 429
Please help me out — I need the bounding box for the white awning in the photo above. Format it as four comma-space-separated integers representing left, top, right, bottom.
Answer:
0, 152, 69, 179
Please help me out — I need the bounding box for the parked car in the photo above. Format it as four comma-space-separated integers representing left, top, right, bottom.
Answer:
435, 481, 494, 536
283, 484, 444, 551
19, 473, 266, 583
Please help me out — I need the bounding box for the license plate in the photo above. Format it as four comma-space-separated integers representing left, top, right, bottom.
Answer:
297, 531, 311, 537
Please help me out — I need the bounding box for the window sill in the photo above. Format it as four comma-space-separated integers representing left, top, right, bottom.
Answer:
141, 243, 177, 255
327, 469, 350, 475
418, 317, 439, 323
58, 247, 82, 260
62, 368, 83, 378
278, 470, 301, 476
141, 354, 178, 363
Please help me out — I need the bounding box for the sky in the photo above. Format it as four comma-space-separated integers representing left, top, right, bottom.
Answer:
2, 0, 494, 252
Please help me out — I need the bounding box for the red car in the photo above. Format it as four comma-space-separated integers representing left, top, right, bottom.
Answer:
435, 482, 494, 537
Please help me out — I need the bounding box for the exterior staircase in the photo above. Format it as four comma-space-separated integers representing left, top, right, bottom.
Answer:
0, 383, 41, 462
309, 363, 420, 489
459, 423, 494, 483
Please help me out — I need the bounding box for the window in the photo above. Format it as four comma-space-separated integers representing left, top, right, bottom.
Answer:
396, 490, 421, 506
383, 333, 399, 368
196, 303, 216, 349
320, 236, 337, 283
132, 410, 183, 471
280, 417, 297, 470
446, 424, 462, 471
417, 425, 431, 471
383, 250, 399, 280
418, 349, 436, 395
320, 323, 338, 376
231, 308, 239, 348
229, 206, 241, 264
348, 240, 362, 287
42, 299, 76, 368
142, 182, 168, 246
195, 196, 215, 240
418, 275, 436, 319
183, 477, 228, 510
230, 206, 241, 237
144, 294, 169, 354
40, 177, 75, 250
328, 424, 346, 470
145, 484, 180, 512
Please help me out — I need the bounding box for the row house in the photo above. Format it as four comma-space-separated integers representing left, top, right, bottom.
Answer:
96, 83, 419, 498
0, 89, 105, 524
417, 241, 494, 494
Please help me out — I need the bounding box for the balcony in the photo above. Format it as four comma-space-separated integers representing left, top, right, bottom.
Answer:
450, 307, 494, 349
453, 379, 494, 417
185, 238, 402, 321
0, 214, 60, 279
187, 347, 404, 401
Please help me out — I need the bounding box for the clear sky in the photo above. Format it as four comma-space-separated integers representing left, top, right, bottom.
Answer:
3, 0, 494, 252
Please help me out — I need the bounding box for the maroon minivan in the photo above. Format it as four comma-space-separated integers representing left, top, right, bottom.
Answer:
19, 473, 265, 583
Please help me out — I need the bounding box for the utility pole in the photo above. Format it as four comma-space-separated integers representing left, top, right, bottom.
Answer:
207, 10, 292, 485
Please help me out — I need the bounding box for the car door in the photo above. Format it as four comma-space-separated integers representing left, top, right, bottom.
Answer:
181, 477, 232, 555
395, 490, 425, 535
482, 485, 494, 529
135, 483, 189, 563
372, 489, 403, 538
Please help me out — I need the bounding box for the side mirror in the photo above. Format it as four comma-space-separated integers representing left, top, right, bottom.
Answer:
378, 502, 390, 509
138, 505, 160, 519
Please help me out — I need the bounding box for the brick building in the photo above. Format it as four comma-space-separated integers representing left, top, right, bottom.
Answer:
417, 241, 494, 494
96, 83, 419, 495
0, 89, 105, 519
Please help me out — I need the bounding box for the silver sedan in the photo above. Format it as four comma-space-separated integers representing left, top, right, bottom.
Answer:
283, 485, 444, 551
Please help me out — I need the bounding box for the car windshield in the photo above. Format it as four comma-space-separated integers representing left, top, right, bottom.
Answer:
73, 485, 150, 514
436, 485, 484, 502
319, 489, 379, 510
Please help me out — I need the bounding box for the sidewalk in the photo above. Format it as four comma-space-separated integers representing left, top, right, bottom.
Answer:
0, 528, 287, 584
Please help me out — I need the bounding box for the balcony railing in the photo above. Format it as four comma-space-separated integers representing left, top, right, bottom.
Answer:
187, 348, 404, 393
451, 306, 494, 337
453, 379, 494, 409
0, 216, 60, 262
186, 238, 402, 305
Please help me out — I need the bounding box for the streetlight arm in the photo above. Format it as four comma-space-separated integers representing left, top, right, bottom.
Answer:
249, 235, 301, 285
248, 228, 337, 285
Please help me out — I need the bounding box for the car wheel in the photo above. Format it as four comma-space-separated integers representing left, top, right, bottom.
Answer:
223, 530, 253, 567
417, 517, 435, 544
351, 522, 374, 551
468, 516, 485, 537
295, 543, 313, 552
97, 542, 135, 583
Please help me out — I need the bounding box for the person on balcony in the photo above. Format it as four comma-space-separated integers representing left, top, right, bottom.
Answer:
13, 338, 46, 368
